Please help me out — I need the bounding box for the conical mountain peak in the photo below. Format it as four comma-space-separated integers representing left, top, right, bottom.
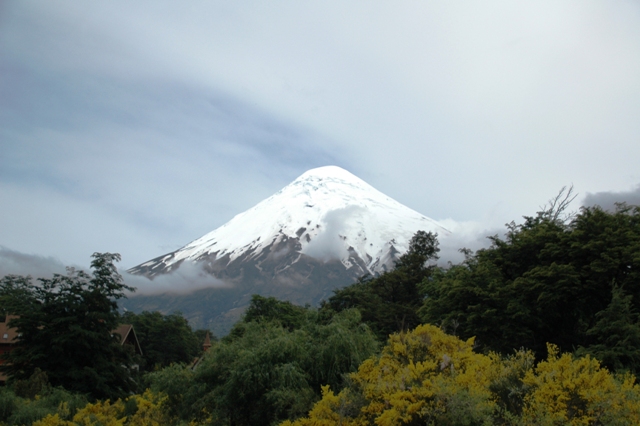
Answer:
295, 165, 362, 181
130, 166, 450, 277
281, 166, 373, 201
126, 167, 451, 334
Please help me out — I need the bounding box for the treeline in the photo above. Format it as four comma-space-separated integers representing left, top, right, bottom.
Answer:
0, 197, 639, 424
328, 199, 640, 374
121, 310, 210, 371
421, 201, 640, 371
144, 298, 378, 425
0, 254, 210, 400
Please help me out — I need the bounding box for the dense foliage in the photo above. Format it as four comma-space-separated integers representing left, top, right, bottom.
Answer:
0, 370, 166, 425
32, 389, 168, 426
5, 323, 640, 425
420, 203, 640, 371
241, 294, 308, 330
121, 310, 209, 371
286, 324, 640, 425
2, 194, 640, 424
322, 230, 440, 341
146, 300, 379, 426
0, 253, 138, 400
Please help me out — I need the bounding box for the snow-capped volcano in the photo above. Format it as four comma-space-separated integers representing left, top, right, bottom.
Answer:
125, 166, 450, 334
129, 166, 450, 279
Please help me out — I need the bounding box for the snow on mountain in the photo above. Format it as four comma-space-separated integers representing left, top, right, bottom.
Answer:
130, 166, 451, 278
125, 166, 452, 334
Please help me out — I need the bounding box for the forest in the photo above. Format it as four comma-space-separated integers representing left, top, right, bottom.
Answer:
0, 198, 639, 425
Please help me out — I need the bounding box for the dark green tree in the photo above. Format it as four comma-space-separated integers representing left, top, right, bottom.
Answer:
0, 253, 136, 399
121, 310, 207, 371
420, 199, 640, 368
575, 285, 640, 373
322, 230, 440, 341
241, 295, 307, 331
147, 307, 378, 426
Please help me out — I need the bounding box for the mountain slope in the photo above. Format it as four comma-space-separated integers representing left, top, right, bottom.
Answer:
130, 166, 449, 277
125, 166, 451, 334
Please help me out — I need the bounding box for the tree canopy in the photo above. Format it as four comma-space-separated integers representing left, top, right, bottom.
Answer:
321, 230, 440, 341
286, 325, 640, 426
147, 303, 379, 426
420, 203, 640, 371
240, 294, 308, 331
0, 253, 137, 400
121, 310, 208, 371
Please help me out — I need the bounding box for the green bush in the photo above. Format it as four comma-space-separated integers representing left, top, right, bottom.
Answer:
147, 306, 379, 426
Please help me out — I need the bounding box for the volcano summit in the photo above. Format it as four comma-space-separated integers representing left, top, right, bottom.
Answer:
125, 166, 451, 334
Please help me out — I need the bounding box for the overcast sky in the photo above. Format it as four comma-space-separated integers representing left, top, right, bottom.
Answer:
2, 1, 640, 276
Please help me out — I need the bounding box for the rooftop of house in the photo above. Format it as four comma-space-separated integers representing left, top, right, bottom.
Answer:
0, 316, 20, 345
113, 324, 143, 356
0, 317, 143, 355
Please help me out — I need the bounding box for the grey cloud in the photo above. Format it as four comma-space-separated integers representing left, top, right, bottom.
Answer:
0, 246, 224, 296
437, 220, 503, 266
0, 247, 73, 278
1, 1, 640, 270
121, 262, 230, 296
582, 185, 640, 211
0, 71, 339, 190
0, 67, 342, 268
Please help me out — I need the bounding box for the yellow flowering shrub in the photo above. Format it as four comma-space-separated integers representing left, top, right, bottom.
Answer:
32, 390, 169, 426
70, 399, 126, 426
29, 414, 72, 426
286, 326, 640, 425
521, 344, 640, 425
285, 324, 497, 425
280, 385, 365, 426
125, 390, 170, 426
